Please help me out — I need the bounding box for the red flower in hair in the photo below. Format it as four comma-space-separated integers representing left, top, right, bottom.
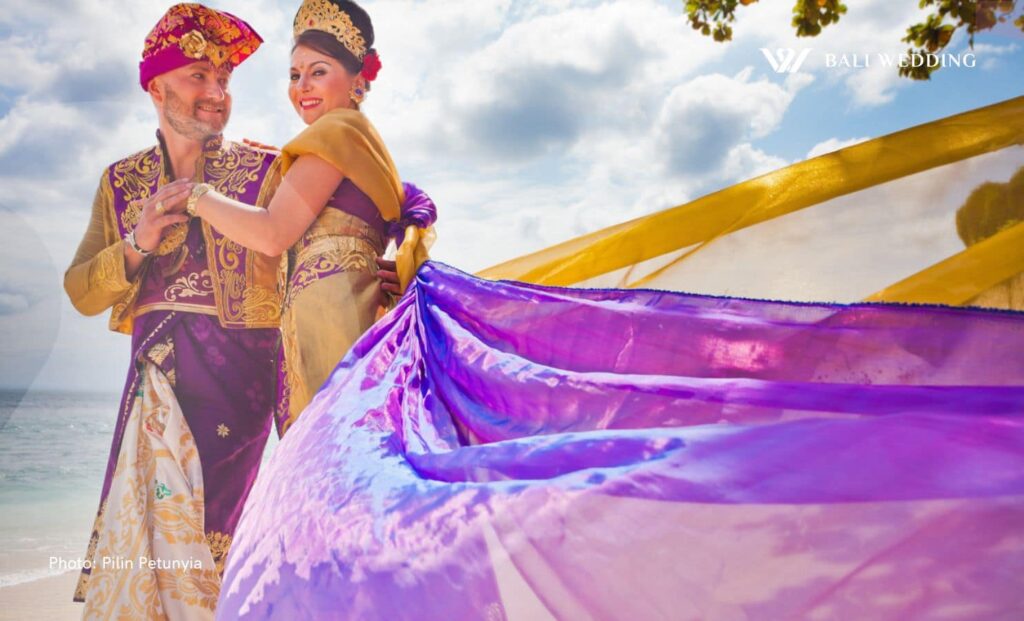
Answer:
361, 50, 382, 82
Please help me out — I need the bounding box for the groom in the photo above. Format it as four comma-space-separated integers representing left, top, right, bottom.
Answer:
64, 4, 283, 617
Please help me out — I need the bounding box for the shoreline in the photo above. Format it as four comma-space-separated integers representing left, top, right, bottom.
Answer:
0, 569, 80, 620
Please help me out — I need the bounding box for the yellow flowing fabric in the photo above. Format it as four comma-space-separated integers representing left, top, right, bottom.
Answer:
479, 97, 1024, 308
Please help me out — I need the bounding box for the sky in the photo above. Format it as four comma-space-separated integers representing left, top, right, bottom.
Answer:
1, 0, 1022, 393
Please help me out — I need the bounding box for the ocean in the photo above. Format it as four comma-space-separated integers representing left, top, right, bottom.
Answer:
0, 390, 278, 593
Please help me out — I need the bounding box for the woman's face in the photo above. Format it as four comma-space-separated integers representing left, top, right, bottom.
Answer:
289, 45, 358, 125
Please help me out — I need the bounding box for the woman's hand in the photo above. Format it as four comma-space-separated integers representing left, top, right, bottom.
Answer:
132, 179, 193, 251
376, 256, 400, 295
242, 138, 280, 153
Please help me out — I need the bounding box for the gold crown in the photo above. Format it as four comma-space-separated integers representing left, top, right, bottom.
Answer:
293, 0, 367, 60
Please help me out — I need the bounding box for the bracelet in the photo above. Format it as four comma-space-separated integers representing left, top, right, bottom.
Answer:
186, 183, 213, 218
124, 228, 153, 257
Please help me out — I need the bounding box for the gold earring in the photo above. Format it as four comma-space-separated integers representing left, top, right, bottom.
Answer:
350, 84, 366, 104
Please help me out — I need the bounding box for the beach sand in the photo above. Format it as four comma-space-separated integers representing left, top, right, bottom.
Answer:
0, 570, 80, 621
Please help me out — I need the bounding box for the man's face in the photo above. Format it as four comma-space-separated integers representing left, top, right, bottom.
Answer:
151, 61, 233, 140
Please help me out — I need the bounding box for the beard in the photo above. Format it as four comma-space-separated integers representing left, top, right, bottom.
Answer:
162, 85, 229, 141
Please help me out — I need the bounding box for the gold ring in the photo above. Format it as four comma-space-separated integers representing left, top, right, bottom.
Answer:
155, 200, 165, 215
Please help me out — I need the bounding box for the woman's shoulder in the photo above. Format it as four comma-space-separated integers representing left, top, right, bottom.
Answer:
281, 109, 387, 173
294, 109, 380, 146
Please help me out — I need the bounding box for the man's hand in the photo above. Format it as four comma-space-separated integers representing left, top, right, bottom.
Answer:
376, 256, 400, 295
131, 179, 193, 252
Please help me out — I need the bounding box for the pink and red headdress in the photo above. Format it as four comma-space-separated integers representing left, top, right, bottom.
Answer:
139, 3, 263, 91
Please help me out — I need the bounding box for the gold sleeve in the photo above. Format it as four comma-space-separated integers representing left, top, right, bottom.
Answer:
63, 172, 141, 317
251, 156, 285, 294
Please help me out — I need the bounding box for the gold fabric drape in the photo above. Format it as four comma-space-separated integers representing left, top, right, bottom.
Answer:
478, 97, 1024, 307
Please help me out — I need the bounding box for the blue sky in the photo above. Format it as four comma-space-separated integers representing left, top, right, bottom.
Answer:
0, 0, 1021, 392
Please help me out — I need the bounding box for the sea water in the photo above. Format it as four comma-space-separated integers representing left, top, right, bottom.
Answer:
0, 390, 114, 589
0, 390, 278, 591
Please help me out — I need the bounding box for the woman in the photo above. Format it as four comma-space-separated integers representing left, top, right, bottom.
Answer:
175, 0, 435, 433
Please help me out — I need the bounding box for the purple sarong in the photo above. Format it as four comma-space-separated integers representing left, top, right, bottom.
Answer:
219, 261, 1024, 620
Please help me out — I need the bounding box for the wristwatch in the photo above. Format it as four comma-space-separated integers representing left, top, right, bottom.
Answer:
124, 228, 153, 257
186, 183, 213, 217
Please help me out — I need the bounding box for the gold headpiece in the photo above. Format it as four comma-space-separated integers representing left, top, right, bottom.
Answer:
293, 0, 367, 60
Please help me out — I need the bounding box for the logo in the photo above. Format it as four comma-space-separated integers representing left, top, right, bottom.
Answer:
760, 48, 813, 73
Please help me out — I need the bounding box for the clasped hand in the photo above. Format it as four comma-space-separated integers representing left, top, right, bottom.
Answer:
131, 179, 193, 252
132, 178, 403, 295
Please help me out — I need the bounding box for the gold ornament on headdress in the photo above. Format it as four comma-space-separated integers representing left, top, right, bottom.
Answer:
293, 0, 367, 60
178, 30, 208, 60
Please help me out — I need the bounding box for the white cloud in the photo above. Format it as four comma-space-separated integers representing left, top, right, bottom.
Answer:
360, 1, 810, 271
655, 69, 804, 178
4, 0, 1007, 390
973, 42, 1021, 71
732, 0, 940, 107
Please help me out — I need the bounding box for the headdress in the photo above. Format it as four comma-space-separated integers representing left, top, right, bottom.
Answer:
139, 3, 263, 91
293, 0, 368, 61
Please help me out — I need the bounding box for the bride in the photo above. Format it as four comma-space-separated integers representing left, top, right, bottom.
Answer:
173, 0, 436, 433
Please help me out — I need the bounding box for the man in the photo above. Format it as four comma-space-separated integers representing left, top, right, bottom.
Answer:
64, 5, 282, 618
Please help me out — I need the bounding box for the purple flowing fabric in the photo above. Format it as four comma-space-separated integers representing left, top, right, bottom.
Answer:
389, 182, 438, 247
218, 261, 1024, 620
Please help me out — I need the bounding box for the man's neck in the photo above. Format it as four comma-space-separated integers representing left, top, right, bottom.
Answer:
158, 123, 206, 180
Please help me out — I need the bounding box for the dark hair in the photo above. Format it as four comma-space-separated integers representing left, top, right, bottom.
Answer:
293, 0, 375, 75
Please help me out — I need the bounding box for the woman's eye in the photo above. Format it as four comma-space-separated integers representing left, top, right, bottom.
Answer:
289, 74, 299, 81
313, 69, 326, 76
192, 73, 204, 80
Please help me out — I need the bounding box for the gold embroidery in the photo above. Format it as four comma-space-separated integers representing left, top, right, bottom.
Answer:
73, 500, 106, 602
205, 531, 233, 577
93, 240, 130, 291
107, 142, 283, 330
206, 145, 265, 197
155, 567, 220, 611
216, 423, 230, 438
104, 241, 143, 334
201, 145, 283, 329
165, 270, 214, 302
109, 145, 186, 259
147, 338, 174, 366
242, 285, 279, 324
112, 148, 161, 227
286, 235, 378, 305
155, 222, 189, 257
279, 330, 303, 435
152, 492, 207, 546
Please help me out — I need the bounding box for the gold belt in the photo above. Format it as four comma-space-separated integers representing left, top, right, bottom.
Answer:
293, 233, 381, 266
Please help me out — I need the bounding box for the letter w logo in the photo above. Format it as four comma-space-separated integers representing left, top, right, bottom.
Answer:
760, 48, 812, 73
